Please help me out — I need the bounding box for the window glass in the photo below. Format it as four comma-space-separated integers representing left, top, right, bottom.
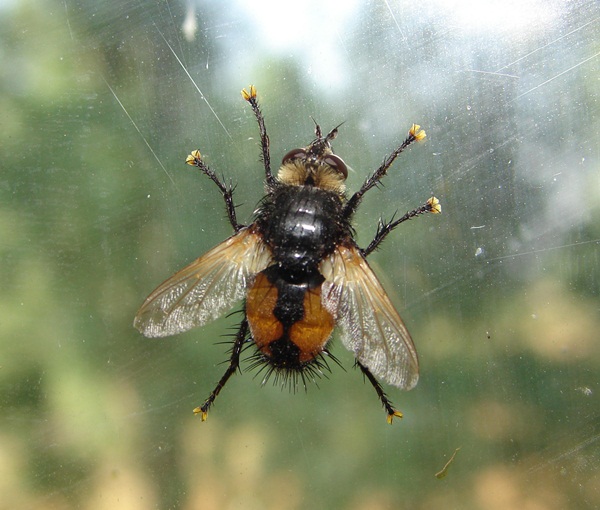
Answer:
1, 0, 598, 508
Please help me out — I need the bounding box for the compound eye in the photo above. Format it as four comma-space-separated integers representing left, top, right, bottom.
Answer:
282, 148, 307, 164
323, 154, 348, 179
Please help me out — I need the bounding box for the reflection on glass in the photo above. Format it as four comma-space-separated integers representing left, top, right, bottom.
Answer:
1, 0, 598, 508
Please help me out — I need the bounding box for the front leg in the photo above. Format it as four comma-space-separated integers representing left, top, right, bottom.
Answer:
362, 197, 440, 257
343, 124, 426, 220
242, 86, 276, 188
186, 150, 243, 232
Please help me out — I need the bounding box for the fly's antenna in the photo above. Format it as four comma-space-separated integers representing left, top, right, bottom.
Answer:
325, 122, 345, 144
310, 116, 322, 139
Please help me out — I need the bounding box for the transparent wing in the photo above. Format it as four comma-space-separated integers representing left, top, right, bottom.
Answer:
134, 227, 271, 337
321, 244, 419, 389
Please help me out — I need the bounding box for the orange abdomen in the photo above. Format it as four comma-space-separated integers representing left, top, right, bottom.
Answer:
246, 269, 335, 367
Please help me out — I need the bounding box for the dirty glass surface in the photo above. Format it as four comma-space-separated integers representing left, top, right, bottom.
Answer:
1, 0, 599, 508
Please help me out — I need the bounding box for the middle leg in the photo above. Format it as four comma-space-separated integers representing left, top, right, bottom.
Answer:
186, 150, 242, 232
361, 197, 440, 257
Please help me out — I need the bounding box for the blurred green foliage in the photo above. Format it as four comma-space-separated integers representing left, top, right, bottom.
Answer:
1, 0, 599, 509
